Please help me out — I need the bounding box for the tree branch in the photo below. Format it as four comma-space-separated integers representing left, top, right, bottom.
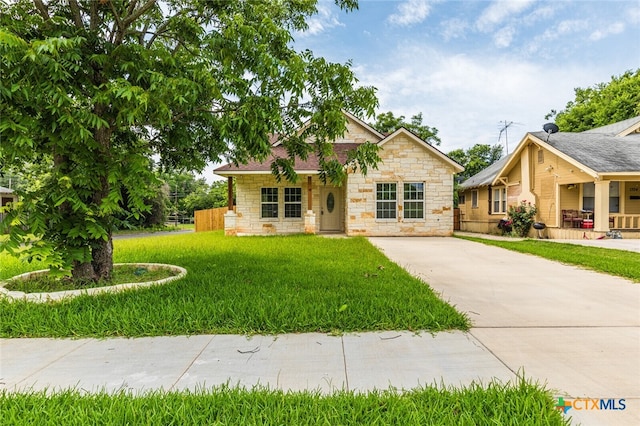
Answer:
68, 0, 83, 28
32, 0, 50, 21
123, 0, 157, 28
108, 1, 124, 44
90, 1, 98, 30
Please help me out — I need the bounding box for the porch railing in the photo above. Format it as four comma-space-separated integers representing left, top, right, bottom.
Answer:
610, 214, 640, 230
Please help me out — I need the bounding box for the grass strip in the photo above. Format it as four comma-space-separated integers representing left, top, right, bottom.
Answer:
456, 235, 640, 282
0, 379, 568, 426
0, 232, 469, 337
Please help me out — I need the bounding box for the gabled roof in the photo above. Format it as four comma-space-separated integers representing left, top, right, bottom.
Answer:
215, 112, 464, 176
528, 131, 640, 174
458, 154, 511, 189
0, 186, 14, 194
214, 143, 361, 175
381, 127, 464, 173
460, 115, 640, 189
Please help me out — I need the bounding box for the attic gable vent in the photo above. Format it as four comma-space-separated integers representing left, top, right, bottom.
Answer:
538, 150, 544, 164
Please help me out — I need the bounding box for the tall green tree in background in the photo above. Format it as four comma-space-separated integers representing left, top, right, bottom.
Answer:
448, 144, 503, 207
0, 0, 378, 282
447, 144, 503, 183
371, 111, 441, 145
546, 69, 640, 132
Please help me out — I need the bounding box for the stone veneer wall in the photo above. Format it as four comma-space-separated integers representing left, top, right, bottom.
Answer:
345, 134, 455, 236
234, 174, 321, 235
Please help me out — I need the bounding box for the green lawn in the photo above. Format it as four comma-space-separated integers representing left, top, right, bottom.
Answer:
0, 379, 568, 426
456, 235, 640, 282
0, 232, 469, 337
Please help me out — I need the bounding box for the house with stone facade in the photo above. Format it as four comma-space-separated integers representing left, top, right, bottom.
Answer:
458, 115, 640, 239
214, 111, 464, 236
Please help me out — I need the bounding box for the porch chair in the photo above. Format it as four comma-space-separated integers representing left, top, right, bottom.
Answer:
571, 210, 584, 228
561, 210, 572, 228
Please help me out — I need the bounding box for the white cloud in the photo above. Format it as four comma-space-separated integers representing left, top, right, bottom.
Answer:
441, 18, 469, 41
629, 6, 640, 24
493, 25, 516, 48
354, 43, 602, 153
526, 19, 589, 55
476, 0, 536, 32
590, 22, 625, 41
300, 4, 344, 36
522, 5, 556, 26
388, 0, 434, 26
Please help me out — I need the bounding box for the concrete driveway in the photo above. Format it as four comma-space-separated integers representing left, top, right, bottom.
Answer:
368, 237, 640, 426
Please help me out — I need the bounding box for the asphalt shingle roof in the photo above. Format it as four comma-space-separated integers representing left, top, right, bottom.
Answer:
214, 144, 361, 174
458, 154, 511, 189
581, 115, 640, 135
531, 131, 640, 173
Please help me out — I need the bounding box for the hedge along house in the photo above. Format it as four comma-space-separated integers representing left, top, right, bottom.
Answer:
458, 116, 640, 239
214, 111, 464, 236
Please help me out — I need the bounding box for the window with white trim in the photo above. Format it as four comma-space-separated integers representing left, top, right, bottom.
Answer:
284, 187, 302, 218
403, 182, 424, 219
471, 190, 478, 208
376, 183, 397, 219
492, 187, 507, 214
261, 188, 278, 218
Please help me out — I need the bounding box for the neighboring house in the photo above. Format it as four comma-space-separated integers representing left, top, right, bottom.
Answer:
214, 111, 464, 236
458, 116, 640, 238
0, 186, 18, 224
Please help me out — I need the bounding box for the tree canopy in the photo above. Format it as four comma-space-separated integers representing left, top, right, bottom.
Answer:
371, 111, 441, 145
448, 144, 503, 183
546, 69, 640, 132
0, 0, 378, 281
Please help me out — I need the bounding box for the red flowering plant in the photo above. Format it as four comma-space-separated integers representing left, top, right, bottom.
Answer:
507, 201, 538, 237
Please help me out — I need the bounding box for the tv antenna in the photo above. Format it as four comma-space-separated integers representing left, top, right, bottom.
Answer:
498, 120, 521, 154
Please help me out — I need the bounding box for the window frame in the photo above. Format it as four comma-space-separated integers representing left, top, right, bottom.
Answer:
403, 182, 425, 220
284, 187, 302, 219
492, 187, 507, 214
471, 190, 479, 208
376, 182, 397, 220
260, 187, 279, 219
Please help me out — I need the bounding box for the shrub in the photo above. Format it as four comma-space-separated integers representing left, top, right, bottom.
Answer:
508, 201, 538, 237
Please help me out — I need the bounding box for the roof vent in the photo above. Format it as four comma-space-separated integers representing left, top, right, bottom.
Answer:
543, 123, 559, 141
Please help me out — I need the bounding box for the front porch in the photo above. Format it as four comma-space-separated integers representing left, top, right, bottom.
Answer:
551, 180, 640, 237
545, 226, 640, 240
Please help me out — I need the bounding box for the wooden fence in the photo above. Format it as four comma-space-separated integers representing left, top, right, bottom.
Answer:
453, 208, 461, 231
194, 207, 234, 232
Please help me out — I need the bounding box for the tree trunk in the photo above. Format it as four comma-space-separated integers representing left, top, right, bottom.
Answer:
92, 235, 113, 281
72, 259, 97, 282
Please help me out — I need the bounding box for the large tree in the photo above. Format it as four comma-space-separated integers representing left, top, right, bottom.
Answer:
447, 144, 503, 183
0, 0, 378, 281
371, 111, 441, 145
546, 69, 640, 132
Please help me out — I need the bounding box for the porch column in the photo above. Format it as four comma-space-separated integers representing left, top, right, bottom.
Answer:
593, 180, 610, 232
224, 176, 237, 235
304, 176, 316, 234
227, 177, 233, 211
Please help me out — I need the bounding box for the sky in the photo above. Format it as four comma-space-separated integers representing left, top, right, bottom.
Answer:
205, 0, 639, 182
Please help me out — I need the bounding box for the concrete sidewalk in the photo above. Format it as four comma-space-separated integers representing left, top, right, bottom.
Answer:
1, 331, 514, 394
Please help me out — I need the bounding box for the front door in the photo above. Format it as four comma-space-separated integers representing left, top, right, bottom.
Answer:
320, 187, 342, 232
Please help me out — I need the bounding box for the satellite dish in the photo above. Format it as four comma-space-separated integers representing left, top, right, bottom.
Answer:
543, 123, 559, 141
543, 123, 559, 134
